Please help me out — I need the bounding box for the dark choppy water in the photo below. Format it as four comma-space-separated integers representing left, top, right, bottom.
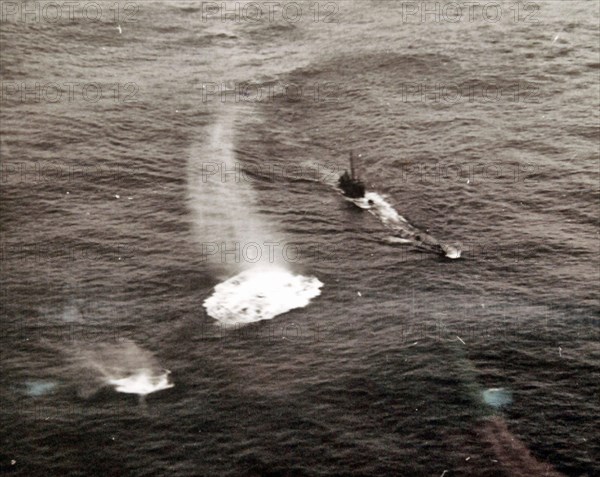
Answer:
1, 1, 599, 476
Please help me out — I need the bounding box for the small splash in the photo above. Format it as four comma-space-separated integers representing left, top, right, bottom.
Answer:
441, 244, 462, 259
108, 369, 173, 396
24, 380, 57, 397
77, 340, 174, 398
204, 267, 323, 327
482, 388, 513, 409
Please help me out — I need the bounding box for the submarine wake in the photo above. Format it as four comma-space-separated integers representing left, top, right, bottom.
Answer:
189, 106, 323, 327
356, 191, 461, 259
338, 153, 461, 259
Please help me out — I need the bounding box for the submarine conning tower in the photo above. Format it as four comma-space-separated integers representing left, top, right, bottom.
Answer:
338, 151, 366, 199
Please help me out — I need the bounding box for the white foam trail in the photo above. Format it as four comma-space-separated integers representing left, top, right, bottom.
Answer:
351, 192, 461, 259
384, 236, 412, 244
204, 266, 323, 327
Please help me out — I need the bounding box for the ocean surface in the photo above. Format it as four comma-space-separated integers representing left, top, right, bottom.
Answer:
1, 1, 599, 476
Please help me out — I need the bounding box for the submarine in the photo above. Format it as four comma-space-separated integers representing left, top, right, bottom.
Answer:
337, 151, 461, 259
338, 151, 366, 199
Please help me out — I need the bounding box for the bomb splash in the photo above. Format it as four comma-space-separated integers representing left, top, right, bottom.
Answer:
203, 266, 323, 328
189, 106, 323, 327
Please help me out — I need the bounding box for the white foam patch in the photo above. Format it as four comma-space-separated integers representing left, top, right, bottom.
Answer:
108, 370, 173, 396
442, 245, 462, 259
204, 267, 323, 327
363, 192, 409, 225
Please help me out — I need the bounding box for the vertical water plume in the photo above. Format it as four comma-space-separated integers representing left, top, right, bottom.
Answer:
187, 107, 282, 275
187, 106, 322, 327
